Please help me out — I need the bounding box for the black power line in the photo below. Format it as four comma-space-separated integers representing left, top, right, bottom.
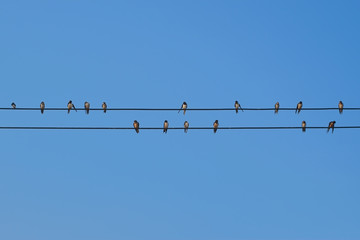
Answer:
0, 126, 359, 130
1, 107, 360, 111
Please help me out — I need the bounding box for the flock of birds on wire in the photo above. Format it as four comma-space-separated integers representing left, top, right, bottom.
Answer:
8, 100, 345, 134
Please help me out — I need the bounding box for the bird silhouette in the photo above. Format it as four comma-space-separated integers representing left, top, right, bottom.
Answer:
327, 121, 336, 133
102, 102, 107, 113
163, 120, 169, 133
338, 101, 344, 114
133, 120, 139, 133
213, 120, 219, 133
184, 121, 189, 133
84, 102, 90, 114
295, 101, 302, 114
40, 101, 45, 114
302, 121, 306, 132
275, 102, 279, 114
178, 102, 187, 115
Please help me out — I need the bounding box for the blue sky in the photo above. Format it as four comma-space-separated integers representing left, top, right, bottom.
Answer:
0, 1, 360, 239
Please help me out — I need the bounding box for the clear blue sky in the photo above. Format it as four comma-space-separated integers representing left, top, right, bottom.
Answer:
0, 1, 359, 239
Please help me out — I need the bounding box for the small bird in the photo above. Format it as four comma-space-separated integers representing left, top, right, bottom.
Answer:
295, 101, 302, 114
234, 100, 243, 113
213, 120, 219, 133
67, 100, 77, 113
11, 102, 16, 109
40, 101, 45, 114
163, 120, 169, 133
178, 102, 187, 115
327, 121, 336, 133
302, 121, 306, 132
338, 101, 344, 114
102, 102, 107, 113
275, 102, 280, 114
84, 101, 90, 114
184, 121, 189, 133
133, 120, 139, 133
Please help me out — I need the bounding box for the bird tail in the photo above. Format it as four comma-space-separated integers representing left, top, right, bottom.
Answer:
236, 108, 238, 114
332, 127, 334, 133
183, 109, 186, 115
68, 109, 70, 114
302, 128, 306, 132
327, 127, 330, 133
104, 109, 106, 113
136, 128, 139, 133
41, 109, 44, 114
86, 109, 89, 114
214, 128, 217, 133
339, 109, 343, 114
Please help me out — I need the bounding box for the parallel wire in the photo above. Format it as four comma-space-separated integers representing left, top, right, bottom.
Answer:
1, 107, 360, 111
0, 126, 359, 130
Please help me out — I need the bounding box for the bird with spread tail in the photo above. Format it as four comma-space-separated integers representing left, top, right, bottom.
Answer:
178, 102, 187, 115
234, 101, 243, 113
40, 101, 45, 114
163, 120, 169, 133
327, 121, 336, 133
338, 101, 344, 114
133, 120, 139, 133
213, 120, 219, 133
275, 102, 279, 114
295, 101, 302, 114
84, 102, 90, 114
184, 121, 189, 133
302, 121, 306, 132
67, 100, 77, 113
102, 102, 107, 113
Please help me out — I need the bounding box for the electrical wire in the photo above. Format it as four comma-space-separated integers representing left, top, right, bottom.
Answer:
0, 126, 358, 130
1, 107, 360, 111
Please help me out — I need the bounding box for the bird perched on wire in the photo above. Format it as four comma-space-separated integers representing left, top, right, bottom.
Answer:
327, 121, 336, 133
338, 101, 344, 114
213, 120, 219, 133
178, 102, 187, 115
40, 101, 45, 114
84, 102, 90, 114
184, 121, 189, 133
133, 120, 139, 133
102, 102, 107, 113
275, 102, 279, 114
234, 100, 243, 113
67, 100, 77, 113
295, 101, 302, 114
11, 102, 16, 109
302, 121, 306, 132
163, 120, 169, 133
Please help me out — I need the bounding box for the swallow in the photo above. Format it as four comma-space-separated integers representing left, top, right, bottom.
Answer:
302, 121, 306, 132
184, 121, 189, 133
234, 100, 243, 113
163, 120, 169, 133
11, 102, 16, 109
327, 121, 336, 133
213, 120, 219, 133
178, 102, 187, 115
338, 101, 343, 114
67, 100, 77, 113
133, 120, 139, 133
295, 101, 302, 114
102, 102, 107, 113
84, 101, 90, 114
275, 102, 279, 114
40, 101, 45, 114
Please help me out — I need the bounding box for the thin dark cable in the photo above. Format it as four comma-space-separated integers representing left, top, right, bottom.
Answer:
0, 126, 359, 130
1, 107, 360, 111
